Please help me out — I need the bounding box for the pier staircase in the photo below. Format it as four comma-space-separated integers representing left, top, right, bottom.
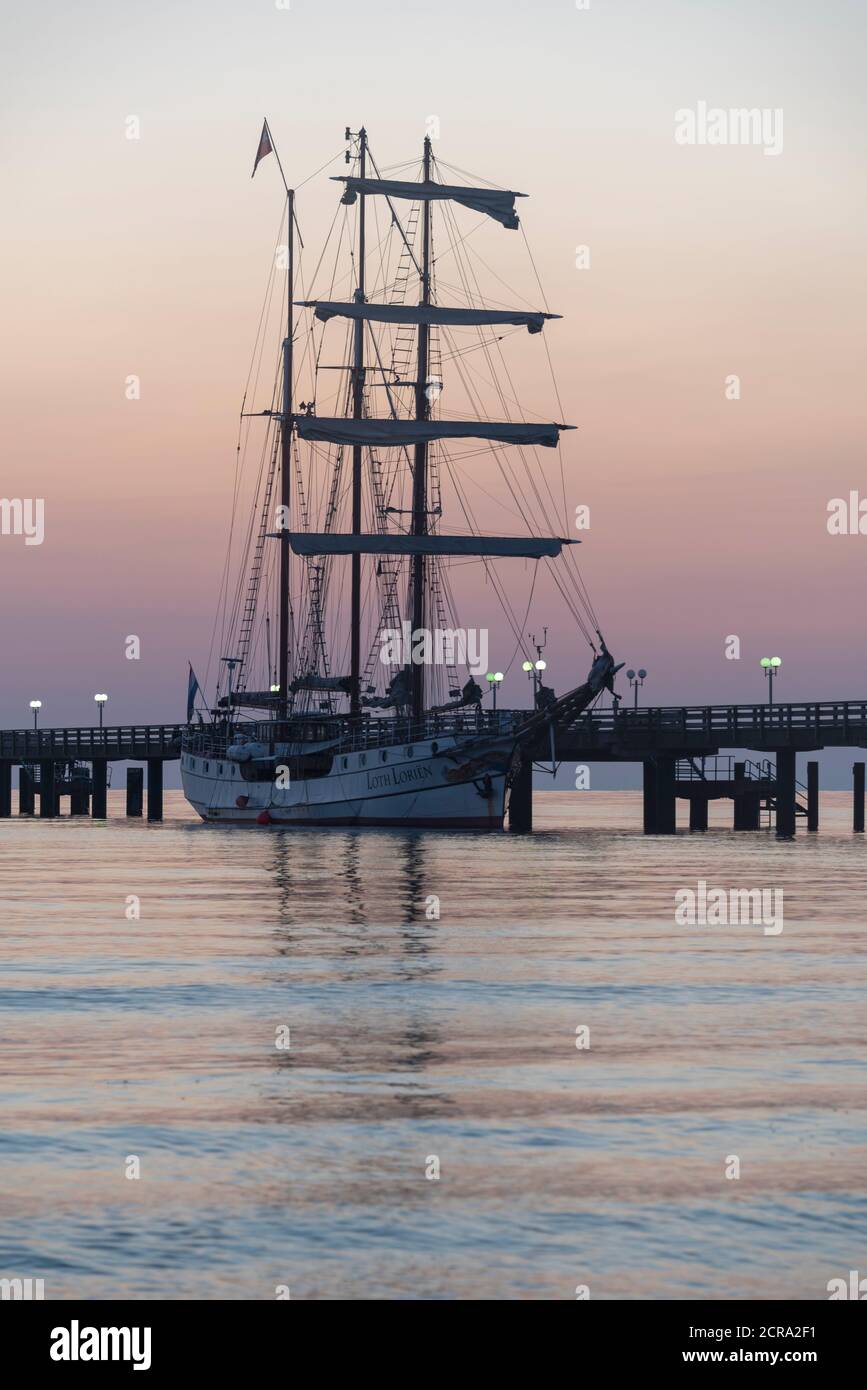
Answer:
675, 756, 810, 827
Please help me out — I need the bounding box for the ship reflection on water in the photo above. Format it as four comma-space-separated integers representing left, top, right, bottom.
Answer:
1, 790, 865, 1299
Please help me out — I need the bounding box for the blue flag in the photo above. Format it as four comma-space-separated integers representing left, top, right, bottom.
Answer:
187, 665, 200, 722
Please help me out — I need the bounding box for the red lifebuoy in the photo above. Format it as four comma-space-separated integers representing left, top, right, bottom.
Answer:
257, 810, 271, 825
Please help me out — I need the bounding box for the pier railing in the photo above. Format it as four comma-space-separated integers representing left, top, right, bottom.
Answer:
4, 701, 867, 766
561, 701, 867, 749
675, 756, 776, 782
0, 725, 186, 761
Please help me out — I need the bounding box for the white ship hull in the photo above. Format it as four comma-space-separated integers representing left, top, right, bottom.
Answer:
180, 733, 511, 829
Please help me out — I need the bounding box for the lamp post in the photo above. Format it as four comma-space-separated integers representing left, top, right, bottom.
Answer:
760, 657, 781, 707
534, 658, 547, 706
29, 699, 42, 732
523, 657, 549, 707
94, 693, 108, 729
523, 628, 549, 704
626, 668, 647, 710
486, 671, 504, 713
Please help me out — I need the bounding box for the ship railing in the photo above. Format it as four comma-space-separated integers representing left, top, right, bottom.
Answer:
338, 708, 528, 751
180, 708, 531, 759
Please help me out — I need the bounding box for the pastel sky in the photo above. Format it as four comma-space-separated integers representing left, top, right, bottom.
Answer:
2, 0, 866, 736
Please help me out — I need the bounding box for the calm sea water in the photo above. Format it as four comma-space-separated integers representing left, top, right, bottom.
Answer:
1, 790, 865, 1300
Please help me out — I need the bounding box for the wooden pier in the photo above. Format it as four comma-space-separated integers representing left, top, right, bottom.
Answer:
0, 725, 184, 822
1, 703, 866, 836
517, 698, 867, 837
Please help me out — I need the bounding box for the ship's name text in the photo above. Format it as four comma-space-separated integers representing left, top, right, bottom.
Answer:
366, 764, 435, 792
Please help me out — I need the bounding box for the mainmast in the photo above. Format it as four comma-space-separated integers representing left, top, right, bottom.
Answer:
349, 128, 367, 717
410, 135, 433, 721
290, 145, 575, 720
279, 186, 294, 718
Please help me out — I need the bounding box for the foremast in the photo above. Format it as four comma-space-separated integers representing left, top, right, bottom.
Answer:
410, 135, 433, 721
279, 185, 294, 720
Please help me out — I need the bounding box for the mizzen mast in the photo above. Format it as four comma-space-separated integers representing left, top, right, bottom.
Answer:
349, 127, 367, 717
279, 185, 294, 719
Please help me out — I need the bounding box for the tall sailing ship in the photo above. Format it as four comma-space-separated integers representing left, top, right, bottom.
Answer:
180, 123, 620, 828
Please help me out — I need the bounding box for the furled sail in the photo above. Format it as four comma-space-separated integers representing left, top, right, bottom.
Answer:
217, 691, 281, 709
283, 533, 575, 559
295, 417, 571, 449
361, 666, 412, 710
288, 673, 351, 693
297, 301, 559, 335
333, 177, 525, 229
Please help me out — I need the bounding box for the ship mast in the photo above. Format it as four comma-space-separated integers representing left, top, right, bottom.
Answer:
410, 134, 433, 721
350, 128, 367, 717
290, 145, 577, 723
279, 186, 294, 719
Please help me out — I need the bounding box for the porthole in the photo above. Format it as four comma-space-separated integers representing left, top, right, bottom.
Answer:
218, 764, 223, 775
381, 750, 388, 762
204, 762, 210, 773
360, 753, 367, 767
342, 757, 348, 769
406, 746, 414, 758
431, 742, 439, 754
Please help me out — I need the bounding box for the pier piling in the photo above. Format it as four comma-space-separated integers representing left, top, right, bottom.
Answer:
733, 763, 748, 829
39, 761, 57, 818
654, 756, 676, 834
0, 763, 11, 817
775, 750, 797, 838
70, 775, 90, 816
126, 767, 144, 817
854, 762, 865, 833
18, 766, 35, 814
147, 759, 164, 822
91, 761, 108, 819
807, 760, 819, 831
642, 759, 658, 832
644, 756, 655, 828
688, 795, 708, 831
732, 763, 761, 830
